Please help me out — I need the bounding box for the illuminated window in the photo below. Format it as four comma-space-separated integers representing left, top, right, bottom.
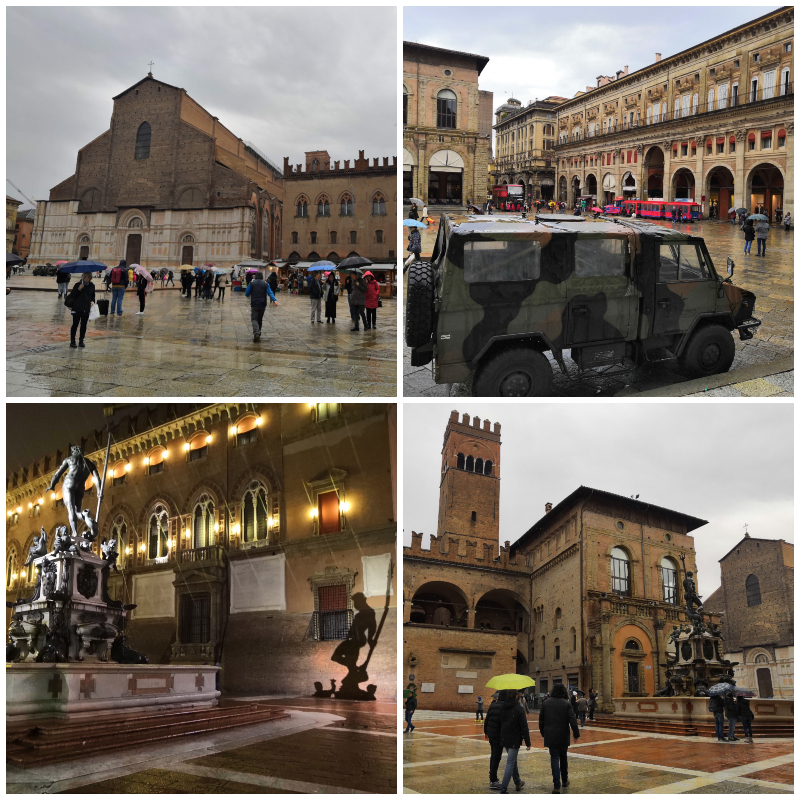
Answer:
193, 494, 215, 549
242, 481, 271, 543
318, 490, 341, 535
315, 402, 341, 421
147, 504, 169, 559
147, 447, 166, 476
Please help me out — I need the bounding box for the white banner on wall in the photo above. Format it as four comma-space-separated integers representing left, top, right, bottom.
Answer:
361, 552, 393, 598
131, 571, 176, 619
230, 552, 286, 613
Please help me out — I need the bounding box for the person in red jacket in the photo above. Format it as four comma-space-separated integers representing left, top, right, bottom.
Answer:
363, 271, 381, 330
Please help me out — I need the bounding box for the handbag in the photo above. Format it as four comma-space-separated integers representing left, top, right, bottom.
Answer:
64, 287, 76, 309
378, 299, 382, 307
88, 303, 100, 321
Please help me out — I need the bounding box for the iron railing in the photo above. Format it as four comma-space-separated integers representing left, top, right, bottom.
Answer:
178, 544, 225, 564
556, 83, 793, 146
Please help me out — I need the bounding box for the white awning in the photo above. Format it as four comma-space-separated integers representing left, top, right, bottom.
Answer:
403, 148, 415, 166
602, 173, 616, 191
429, 149, 465, 173
539, 179, 554, 187
622, 171, 637, 189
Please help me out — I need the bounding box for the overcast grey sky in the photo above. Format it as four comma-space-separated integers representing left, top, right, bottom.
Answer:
404, 6, 781, 151
6, 7, 396, 210
403, 403, 793, 596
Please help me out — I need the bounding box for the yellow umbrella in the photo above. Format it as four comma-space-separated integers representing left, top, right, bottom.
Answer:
485, 674, 536, 690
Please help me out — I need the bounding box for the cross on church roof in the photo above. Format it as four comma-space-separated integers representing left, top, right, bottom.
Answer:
148, 61, 154, 76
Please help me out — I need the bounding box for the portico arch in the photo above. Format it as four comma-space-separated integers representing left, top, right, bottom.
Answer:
428, 149, 464, 205
410, 580, 470, 627
475, 588, 530, 633
644, 146, 665, 198
559, 175, 567, 202
672, 168, 696, 201
746, 163, 784, 221
403, 148, 416, 202
571, 175, 581, 205
585, 173, 597, 198
705, 166, 735, 219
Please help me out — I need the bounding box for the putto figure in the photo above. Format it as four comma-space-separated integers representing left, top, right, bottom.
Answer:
46, 445, 102, 539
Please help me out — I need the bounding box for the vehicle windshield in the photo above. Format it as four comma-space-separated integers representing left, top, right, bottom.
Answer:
463, 238, 541, 282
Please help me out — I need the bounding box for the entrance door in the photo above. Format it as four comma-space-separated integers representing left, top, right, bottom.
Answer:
565, 237, 637, 345
627, 661, 640, 693
756, 668, 773, 698
181, 245, 194, 266
652, 241, 719, 336
79, 245, 89, 260
126, 234, 142, 265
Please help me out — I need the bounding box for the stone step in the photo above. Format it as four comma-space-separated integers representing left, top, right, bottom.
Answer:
586, 716, 793, 738
7, 704, 289, 766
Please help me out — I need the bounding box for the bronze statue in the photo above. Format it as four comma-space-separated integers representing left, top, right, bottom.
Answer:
46, 446, 102, 539
23, 529, 48, 566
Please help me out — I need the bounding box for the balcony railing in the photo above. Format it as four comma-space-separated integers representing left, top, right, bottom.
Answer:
557, 84, 793, 147
178, 544, 226, 564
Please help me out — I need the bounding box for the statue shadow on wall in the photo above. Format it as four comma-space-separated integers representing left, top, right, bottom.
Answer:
313, 592, 382, 702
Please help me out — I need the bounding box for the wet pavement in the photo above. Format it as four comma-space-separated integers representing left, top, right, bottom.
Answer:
402, 216, 793, 397
403, 711, 793, 794
6, 284, 397, 397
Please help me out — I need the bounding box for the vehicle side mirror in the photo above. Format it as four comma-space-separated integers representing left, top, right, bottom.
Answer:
726, 257, 734, 278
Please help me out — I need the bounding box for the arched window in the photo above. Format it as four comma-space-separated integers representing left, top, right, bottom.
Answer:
661, 556, 678, 604
484, 460, 493, 476
754, 653, 769, 664
250, 211, 258, 253
135, 122, 151, 160
746, 574, 761, 606
7, 549, 18, 590
192, 494, 215, 549
317, 198, 330, 217
456, 453, 465, 470
372, 193, 386, 215
242, 481, 270, 543
475, 458, 484, 474
297, 199, 308, 218
128, 218, 143, 229
437, 89, 457, 129
291, 231, 298, 244
692, 92, 699, 114
555, 607, 562, 629
147, 504, 169, 559
340, 195, 353, 216
625, 639, 640, 650
611, 547, 631, 596
465, 455, 474, 472
110, 516, 128, 569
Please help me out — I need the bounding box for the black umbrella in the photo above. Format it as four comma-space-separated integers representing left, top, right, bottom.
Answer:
337, 255, 373, 269
56, 259, 108, 274
6, 253, 24, 266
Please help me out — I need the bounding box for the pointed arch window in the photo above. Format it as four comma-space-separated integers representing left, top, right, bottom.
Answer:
340, 195, 353, 216
317, 198, 330, 217
456, 452, 465, 470
475, 457, 484, 473
110, 516, 129, 569
147, 504, 169, 560
465, 455, 474, 472
192, 494, 215, 549
135, 122, 151, 160
484, 460, 493, 476
7, 550, 19, 590
372, 193, 386, 215
262, 211, 270, 258
746, 574, 761, 606
297, 200, 308, 218
242, 481, 274, 543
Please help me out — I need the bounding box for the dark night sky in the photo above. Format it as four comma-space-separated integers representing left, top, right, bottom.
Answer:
6, 404, 206, 474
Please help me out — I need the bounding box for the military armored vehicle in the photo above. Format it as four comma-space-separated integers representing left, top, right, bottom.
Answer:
405, 214, 760, 396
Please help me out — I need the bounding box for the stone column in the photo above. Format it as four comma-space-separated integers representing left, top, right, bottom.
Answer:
403, 595, 412, 624
417, 141, 428, 205
662, 139, 672, 202
784, 122, 794, 214
654, 617, 667, 691
600, 611, 613, 711
734, 129, 747, 209
635, 144, 645, 200
467, 606, 476, 629
694, 133, 706, 215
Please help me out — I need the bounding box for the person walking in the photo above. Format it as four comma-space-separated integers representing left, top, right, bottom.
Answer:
245, 271, 276, 342
349, 272, 368, 332
587, 689, 598, 721
539, 683, 580, 794
476, 695, 485, 722
784, 212, 792, 231
570, 692, 579, 719
216, 272, 228, 300
404, 226, 422, 271
323, 272, 339, 323
267, 270, 279, 305
65, 272, 96, 348
343, 274, 354, 320
134, 270, 149, 315
709, 693, 726, 742
576, 695, 588, 727
735, 695, 754, 743
755, 218, 770, 256
203, 270, 214, 300
404, 690, 417, 733
56, 265, 71, 298
108, 260, 128, 315
308, 271, 323, 323
723, 691, 740, 742
483, 694, 503, 789
496, 689, 529, 794
166, 269, 174, 287
408, 203, 419, 221
364, 271, 380, 330
742, 218, 755, 255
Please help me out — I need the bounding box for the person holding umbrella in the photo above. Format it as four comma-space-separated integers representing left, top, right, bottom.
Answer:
323, 271, 339, 323
495, 689, 530, 793
539, 683, 580, 793
723, 690, 740, 742
349, 271, 368, 332
754, 216, 770, 256
65, 271, 96, 348
708, 691, 726, 742
742, 217, 755, 255
736, 693, 754, 743
131, 265, 151, 315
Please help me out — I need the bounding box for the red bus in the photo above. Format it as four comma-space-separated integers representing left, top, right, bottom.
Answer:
621, 199, 700, 221
492, 184, 524, 211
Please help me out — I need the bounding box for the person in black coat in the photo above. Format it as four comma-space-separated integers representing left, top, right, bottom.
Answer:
66, 272, 96, 348
483, 695, 503, 788
135, 272, 149, 314
735, 696, 754, 743
497, 690, 530, 794
267, 270, 278, 304
723, 693, 740, 741
203, 271, 214, 300
404, 691, 417, 733
539, 683, 580, 793
708, 694, 725, 741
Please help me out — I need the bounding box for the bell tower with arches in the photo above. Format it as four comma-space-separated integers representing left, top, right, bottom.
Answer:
437, 410, 501, 545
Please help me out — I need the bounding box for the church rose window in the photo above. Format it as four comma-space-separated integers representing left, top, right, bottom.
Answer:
135, 122, 151, 160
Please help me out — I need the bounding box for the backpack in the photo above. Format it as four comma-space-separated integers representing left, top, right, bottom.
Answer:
110, 267, 123, 284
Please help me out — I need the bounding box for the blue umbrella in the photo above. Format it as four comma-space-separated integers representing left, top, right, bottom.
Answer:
747, 214, 768, 221
308, 260, 337, 271
403, 219, 427, 228
56, 260, 108, 274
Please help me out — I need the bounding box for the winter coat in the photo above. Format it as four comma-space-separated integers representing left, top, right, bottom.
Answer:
755, 221, 770, 240
246, 279, 271, 308
67, 280, 96, 315
588, 692, 598, 709
723, 696, 739, 720
308, 276, 322, 299
217, 274, 228, 287
577, 697, 588, 713
498, 697, 531, 750
365, 279, 381, 309
267, 272, 278, 291
136, 274, 148, 295
407, 228, 422, 254
405, 694, 417, 713
408, 204, 419, 220
344, 276, 353, 295
483, 700, 502, 742
742, 222, 756, 241
735, 697, 754, 720
56, 269, 71, 285
476, 698, 485, 712
539, 697, 580, 750
350, 276, 367, 306
708, 695, 725, 715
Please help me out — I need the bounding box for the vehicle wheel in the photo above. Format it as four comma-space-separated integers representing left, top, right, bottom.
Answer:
473, 348, 553, 397
405, 261, 436, 348
680, 325, 735, 378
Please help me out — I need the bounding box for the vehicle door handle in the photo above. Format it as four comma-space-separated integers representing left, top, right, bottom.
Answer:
657, 299, 671, 309
572, 307, 589, 317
